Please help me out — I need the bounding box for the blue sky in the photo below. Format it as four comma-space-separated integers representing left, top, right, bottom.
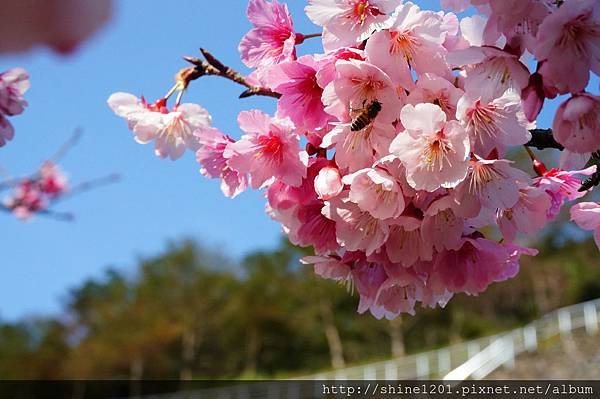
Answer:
0, 0, 597, 322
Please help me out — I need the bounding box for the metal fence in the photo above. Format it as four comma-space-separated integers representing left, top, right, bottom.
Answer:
143, 298, 600, 399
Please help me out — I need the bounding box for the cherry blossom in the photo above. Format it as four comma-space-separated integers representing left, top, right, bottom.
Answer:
343, 167, 405, 219
389, 103, 470, 192
108, 93, 211, 160
266, 55, 332, 131
0, 116, 15, 148
365, 2, 454, 88
107, 0, 600, 317
0, 67, 30, 148
497, 186, 552, 243
305, 0, 399, 50
534, 164, 597, 220
195, 127, 248, 198
534, 0, 600, 94
457, 88, 531, 156
570, 202, 600, 249
552, 93, 600, 154
323, 195, 391, 256
407, 73, 464, 120
321, 59, 402, 124
225, 110, 307, 188
239, 0, 298, 68
0, 68, 29, 116
314, 165, 344, 200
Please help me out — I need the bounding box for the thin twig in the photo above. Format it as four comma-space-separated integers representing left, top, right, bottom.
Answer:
580, 151, 600, 192
48, 128, 83, 164
525, 129, 564, 151
183, 49, 281, 99
298, 32, 322, 41
52, 173, 121, 204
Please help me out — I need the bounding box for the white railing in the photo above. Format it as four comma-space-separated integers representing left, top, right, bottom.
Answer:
444, 298, 600, 381
143, 298, 600, 399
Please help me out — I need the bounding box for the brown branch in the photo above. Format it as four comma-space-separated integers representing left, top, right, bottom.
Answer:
525, 129, 564, 151
183, 49, 281, 100
580, 151, 600, 192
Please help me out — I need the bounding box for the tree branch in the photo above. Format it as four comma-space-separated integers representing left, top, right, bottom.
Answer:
580, 151, 600, 192
525, 129, 564, 151
183, 49, 281, 100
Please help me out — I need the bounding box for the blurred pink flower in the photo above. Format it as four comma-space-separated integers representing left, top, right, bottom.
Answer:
0, 0, 111, 54
385, 217, 433, 266
534, 0, 600, 94
0, 68, 29, 116
535, 165, 597, 220
497, 186, 551, 242
301, 255, 352, 281
39, 162, 69, 198
552, 93, 600, 154
570, 202, 600, 249
0, 116, 15, 148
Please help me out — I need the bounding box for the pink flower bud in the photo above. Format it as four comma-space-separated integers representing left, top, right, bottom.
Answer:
314, 166, 343, 200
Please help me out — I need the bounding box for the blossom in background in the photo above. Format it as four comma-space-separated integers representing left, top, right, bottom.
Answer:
571, 202, 600, 248
0, 67, 30, 147
534, 0, 600, 94
497, 186, 552, 243
3, 162, 69, 220
239, 0, 298, 68
0, 0, 112, 54
108, 92, 211, 160
552, 93, 600, 154
534, 165, 597, 220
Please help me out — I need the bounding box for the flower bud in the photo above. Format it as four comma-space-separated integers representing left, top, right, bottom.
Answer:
315, 166, 343, 200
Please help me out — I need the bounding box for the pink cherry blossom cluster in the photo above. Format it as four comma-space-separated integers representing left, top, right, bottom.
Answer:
109, 0, 600, 318
2, 162, 69, 220
0, 68, 29, 148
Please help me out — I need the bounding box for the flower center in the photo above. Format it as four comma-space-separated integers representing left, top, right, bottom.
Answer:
468, 162, 506, 194
256, 133, 284, 162
467, 100, 502, 142
353, 1, 380, 25
390, 31, 420, 63
423, 132, 455, 171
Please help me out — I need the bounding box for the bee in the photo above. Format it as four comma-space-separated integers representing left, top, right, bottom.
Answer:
350, 99, 382, 131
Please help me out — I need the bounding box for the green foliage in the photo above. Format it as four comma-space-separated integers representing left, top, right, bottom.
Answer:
0, 236, 598, 380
